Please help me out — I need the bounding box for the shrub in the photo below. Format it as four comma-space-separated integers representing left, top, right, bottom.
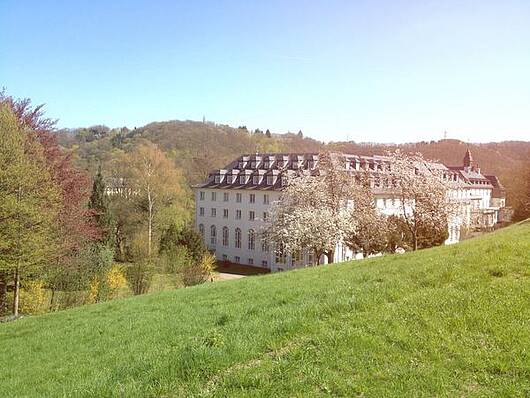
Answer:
181, 253, 215, 287
19, 280, 47, 314
125, 260, 154, 295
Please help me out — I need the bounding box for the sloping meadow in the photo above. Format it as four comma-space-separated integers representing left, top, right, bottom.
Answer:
1, 223, 529, 397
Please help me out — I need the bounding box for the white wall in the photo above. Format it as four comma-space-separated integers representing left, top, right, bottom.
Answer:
195, 188, 281, 269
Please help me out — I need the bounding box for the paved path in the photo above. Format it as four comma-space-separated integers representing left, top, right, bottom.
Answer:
216, 273, 246, 281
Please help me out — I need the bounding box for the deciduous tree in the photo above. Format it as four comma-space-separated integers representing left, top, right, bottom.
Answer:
386, 150, 454, 250
0, 105, 60, 316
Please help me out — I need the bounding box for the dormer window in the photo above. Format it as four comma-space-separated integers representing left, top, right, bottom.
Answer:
266, 176, 275, 185
214, 175, 221, 184
252, 176, 260, 185
240, 175, 249, 184
281, 176, 288, 186
264, 161, 270, 169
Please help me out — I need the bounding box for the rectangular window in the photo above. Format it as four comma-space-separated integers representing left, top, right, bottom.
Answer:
249, 211, 255, 221
235, 256, 240, 264
263, 212, 268, 221
211, 192, 216, 201
262, 260, 268, 267
236, 210, 242, 220
199, 207, 205, 216
222, 254, 228, 261
223, 209, 229, 218
263, 194, 269, 204
199, 191, 205, 200
211, 208, 216, 217
250, 194, 255, 203
236, 193, 242, 203
248, 258, 254, 265
223, 192, 229, 202
261, 240, 269, 252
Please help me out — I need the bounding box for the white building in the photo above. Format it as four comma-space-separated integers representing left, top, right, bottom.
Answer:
194, 150, 506, 272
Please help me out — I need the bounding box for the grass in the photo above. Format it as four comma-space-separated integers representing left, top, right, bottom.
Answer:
1, 223, 529, 397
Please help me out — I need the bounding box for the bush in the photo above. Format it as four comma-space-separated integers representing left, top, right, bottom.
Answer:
125, 261, 154, 295
19, 280, 47, 315
181, 254, 215, 287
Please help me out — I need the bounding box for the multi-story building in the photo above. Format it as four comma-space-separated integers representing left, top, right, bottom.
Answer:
194, 150, 505, 271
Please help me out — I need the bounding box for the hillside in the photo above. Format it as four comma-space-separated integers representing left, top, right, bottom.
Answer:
1, 223, 529, 397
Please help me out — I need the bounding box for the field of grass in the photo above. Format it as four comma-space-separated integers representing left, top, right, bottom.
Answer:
1, 222, 529, 397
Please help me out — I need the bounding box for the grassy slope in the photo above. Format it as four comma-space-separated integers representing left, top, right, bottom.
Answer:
1, 224, 529, 397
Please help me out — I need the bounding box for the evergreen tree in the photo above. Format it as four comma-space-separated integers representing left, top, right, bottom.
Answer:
159, 224, 206, 263
88, 166, 114, 247
265, 129, 271, 138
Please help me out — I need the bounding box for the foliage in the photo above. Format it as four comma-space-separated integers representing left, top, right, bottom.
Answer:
343, 173, 389, 257
0, 104, 60, 315
88, 166, 115, 247
386, 215, 411, 252
263, 153, 359, 264
263, 175, 344, 265
345, 210, 389, 257
115, 141, 190, 258
0, 93, 100, 262
0, 224, 529, 396
181, 253, 215, 287
159, 224, 206, 264
386, 150, 455, 250
125, 260, 154, 295
19, 280, 47, 315
87, 264, 127, 303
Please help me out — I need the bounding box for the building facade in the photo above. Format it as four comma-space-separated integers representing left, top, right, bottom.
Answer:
194, 150, 506, 271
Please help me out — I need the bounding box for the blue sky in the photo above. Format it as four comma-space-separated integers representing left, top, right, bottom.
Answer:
1, 1, 529, 143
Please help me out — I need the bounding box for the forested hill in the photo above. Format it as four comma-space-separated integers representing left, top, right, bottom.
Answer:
57, 121, 530, 214
57, 122, 323, 184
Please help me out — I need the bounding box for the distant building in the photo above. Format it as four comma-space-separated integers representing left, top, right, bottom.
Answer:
194, 150, 506, 271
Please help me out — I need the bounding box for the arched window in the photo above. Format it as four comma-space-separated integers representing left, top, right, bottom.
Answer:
222, 226, 229, 246
235, 228, 241, 249
248, 229, 255, 250
210, 225, 216, 245
198, 224, 204, 237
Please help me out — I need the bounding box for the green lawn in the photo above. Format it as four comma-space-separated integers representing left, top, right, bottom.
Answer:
1, 223, 529, 397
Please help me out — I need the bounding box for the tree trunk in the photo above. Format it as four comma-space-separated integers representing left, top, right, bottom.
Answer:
0, 271, 7, 316
315, 250, 322, 265
413, 231, 418, 251
49, 288, 56, 310
12, 267, 20, 317
147, 189, 153, 258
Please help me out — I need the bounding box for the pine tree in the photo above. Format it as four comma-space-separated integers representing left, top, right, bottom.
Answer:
265, 129, 271, 138
88, 166, 114, 247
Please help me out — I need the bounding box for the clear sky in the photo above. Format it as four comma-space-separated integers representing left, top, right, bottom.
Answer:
1, 1, 529, 143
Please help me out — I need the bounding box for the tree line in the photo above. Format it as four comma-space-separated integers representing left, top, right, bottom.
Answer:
0, 93, 212, 319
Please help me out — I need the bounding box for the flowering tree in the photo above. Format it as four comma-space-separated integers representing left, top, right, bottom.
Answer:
263, 152, 360, 265
344, 175, 389, 257
263, 175, 345, 265
386, 150, 455, 250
